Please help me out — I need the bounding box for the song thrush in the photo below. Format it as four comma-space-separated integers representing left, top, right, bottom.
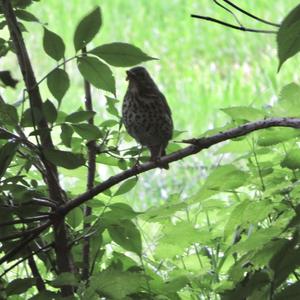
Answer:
122, 66, 173, 169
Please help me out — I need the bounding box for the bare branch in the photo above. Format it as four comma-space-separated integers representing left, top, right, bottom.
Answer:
27, 254, 46, 292
222, 0, 280, 27
0, 220, 51, 265
190, 15, 277, 34
213, 0, 244, 27
0, 242, 54, 278
82, 46, 96, 281
2, 2, 74, 291
0, 215, 49, 227
60, 117, 300, 214
0, 222, 50, 242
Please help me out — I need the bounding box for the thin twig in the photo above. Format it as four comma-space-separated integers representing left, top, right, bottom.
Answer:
0, 242, 54, 278
27, 254, 46, 291
0, 222, 50, 242
190, 14, 277, 34
0, 220, 51, 265
222, 0, 280, 27
213, 0, 244, 27
0, 215, 49, 227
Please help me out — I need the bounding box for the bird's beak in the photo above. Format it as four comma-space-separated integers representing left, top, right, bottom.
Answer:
126, 70, 133, 81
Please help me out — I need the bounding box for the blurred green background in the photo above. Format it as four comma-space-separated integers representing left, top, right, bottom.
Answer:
3, 0, 300, 207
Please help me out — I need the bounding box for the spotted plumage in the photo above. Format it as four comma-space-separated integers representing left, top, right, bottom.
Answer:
122, 66, 173, 169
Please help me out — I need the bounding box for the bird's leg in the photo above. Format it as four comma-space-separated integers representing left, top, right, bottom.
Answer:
149, 145, 169, 170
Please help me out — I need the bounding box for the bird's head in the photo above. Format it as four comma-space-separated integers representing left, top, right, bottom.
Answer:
126, 66, 157, 91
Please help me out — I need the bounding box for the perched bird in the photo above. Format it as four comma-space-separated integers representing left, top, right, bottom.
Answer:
122, 66, 173, 169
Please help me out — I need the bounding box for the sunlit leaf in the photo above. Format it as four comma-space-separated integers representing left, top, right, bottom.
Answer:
77, 56, 115, 94
90, 42, 156, 67
73, 6, 102, 51
65, 111, 96, 123
114, 177, 138, 196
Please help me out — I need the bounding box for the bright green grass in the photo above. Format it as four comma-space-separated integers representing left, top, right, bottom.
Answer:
25, 0, 300, 133
3, 0, 300, 206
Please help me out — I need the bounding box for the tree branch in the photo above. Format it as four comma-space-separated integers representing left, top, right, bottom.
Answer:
0, 220, 51, 265
0, 242, 54, 279
27, 254, 46, 292
81, 46, 96, 281
60, 117, 300, 215
0, 215, 49, 227
2, 1, 74, 294
190, 14, 277, 34
0, 222, 50, 242
221, 0, 280, 27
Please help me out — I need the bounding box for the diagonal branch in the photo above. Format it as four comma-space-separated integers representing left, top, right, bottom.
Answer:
0, 220, 51, 265
190, 14, 277, 34
60, 117, 300, 215
2, 2, 74, 293
221, 0, 280, 27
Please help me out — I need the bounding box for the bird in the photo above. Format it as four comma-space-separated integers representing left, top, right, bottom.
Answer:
122, 66, 173, 169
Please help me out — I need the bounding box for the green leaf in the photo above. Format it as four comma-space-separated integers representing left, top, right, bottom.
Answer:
104, 203, 140, 221
273, 83, 300, 117
105, 96, 120, 118
204, 164, 248, 191
0, 141, 19, 179
156, 221, 201, 258
90, 270, 143, 299
66, 207, 83, 229
0, 102, 19, 126
6, 278, 35, 296
257, 128, 300, 146
50, 272, 78, 287
77, 56, 115, 94
73, 6, 102, 51
15, 9, 39, 23
100, 119, 119, 128
60, 124, 73, 148
42, 99, 57, 124
114, 177, 138, 196
90, 42, 156, 67
44, 149, 85, 169
72, 123, 102, 141
107, 219, 142, 255
43, 27, 65, 61
281, 149, 300, 169
221, 106, 265, 121
47, 68, 70, 103
65, 110, 96, 123
96, 154, 119, 166
277, 4, 300, 70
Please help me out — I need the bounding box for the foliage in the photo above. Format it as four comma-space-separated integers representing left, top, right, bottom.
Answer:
0, 1, 300, 300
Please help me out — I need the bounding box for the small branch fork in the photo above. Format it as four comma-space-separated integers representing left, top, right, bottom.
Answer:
191, 0, 279, 34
